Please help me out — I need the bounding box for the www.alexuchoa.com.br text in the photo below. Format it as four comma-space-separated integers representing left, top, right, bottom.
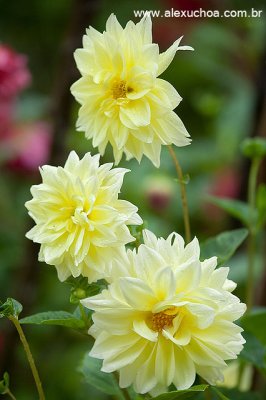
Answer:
134, 8, 263, 19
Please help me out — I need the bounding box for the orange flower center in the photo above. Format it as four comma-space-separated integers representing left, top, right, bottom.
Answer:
150, 307, 177, 332
111, 79, 133, 99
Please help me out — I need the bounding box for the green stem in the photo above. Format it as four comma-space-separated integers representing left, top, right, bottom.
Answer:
79, 302, 89, 325
200, 378, 211, 400
5, 388, 17, 400
204, 388, 212, 400
8, 316, 45, 400
237, 360, 245, 388
246, 157, 261, 311
168, 145, 191, 243
113, 371, 131, 400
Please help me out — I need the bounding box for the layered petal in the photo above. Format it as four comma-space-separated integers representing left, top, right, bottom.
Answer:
25, 151, 142, 282
84, 230, 246, 394
71, 14, 193, 167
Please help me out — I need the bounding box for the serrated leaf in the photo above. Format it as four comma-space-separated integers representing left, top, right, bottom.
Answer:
207, 196, 257, 227
0, 298, 22, 319
19, 311, 85, 329
79, 353, 123, 397
151, 385, 208, 400
200, 228, 248, 265
240, 331, 266, 372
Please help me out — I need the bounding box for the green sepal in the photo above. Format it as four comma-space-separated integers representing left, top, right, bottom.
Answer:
66, 276, 106, 304
0, 298, 23, 319
174, 173, 190, 185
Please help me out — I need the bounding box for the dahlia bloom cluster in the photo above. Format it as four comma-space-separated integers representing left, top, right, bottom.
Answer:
24, 13, 246, 398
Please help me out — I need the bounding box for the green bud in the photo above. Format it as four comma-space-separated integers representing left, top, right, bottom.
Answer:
73, 288, 87, 300
241, 138, 266, 159
0, 298, 23, 319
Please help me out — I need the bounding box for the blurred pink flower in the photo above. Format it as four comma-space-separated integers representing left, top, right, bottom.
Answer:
209, 168, 240, 199
0, 45, 51, 172
144, 175, 175, 213
203, 167, 240, 222
0, 101, 13, 139
0, 45, 31, 100
4, 122, 52, 172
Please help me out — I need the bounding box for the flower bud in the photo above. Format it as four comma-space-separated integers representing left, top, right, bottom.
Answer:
241, 138, 266, 159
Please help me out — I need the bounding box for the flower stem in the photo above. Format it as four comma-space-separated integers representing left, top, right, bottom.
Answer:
113, 371, 131, 400
204, 387, 212, 400
168, 145, 191, 243
246, 157, 260, 311
8, 316, 45, 400
79, 302, 89, 326
5, 388, 17, 400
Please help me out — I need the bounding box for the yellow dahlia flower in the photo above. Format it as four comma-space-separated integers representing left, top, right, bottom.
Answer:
25, 151, 142, 282
82, 230, 246, 395
71, 14, 193, 167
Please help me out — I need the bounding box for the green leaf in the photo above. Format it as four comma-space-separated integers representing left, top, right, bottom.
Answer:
19, 311, 85, 329
0, 298, 23, 319
151, 385, 208, 400
79, 353, 123, 397
0, 372, 9, 394
241, 307, 266, 345
240, 331, 266, 372
200, 228, 248, 265
207, 196, 257, 226
211, 386, 230, 400
219, 388, 262, 400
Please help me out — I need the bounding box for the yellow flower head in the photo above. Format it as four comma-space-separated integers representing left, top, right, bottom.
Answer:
82, 230, 246, 395
25, 151, 142, 283
71, 14, 193, 167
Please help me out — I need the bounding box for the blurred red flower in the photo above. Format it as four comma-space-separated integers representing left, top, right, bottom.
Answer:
0, 44, 31, 100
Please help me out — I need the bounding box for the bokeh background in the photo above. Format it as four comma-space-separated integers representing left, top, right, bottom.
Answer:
0, 0, 266, 398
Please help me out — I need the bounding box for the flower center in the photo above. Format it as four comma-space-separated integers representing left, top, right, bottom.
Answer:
65, 195, 95, 231
111, 79, 133, 99
151, 307, 177, 332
